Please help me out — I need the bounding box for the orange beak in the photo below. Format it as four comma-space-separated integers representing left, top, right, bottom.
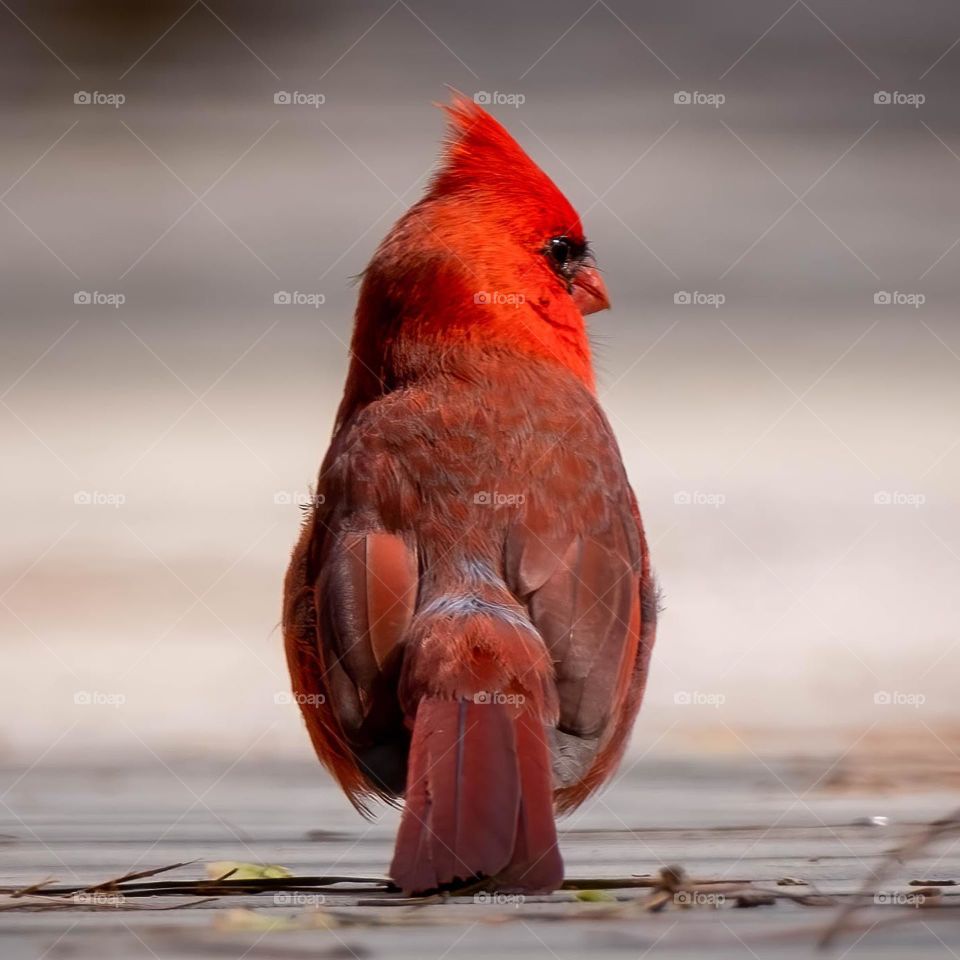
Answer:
571, 265, 610, 315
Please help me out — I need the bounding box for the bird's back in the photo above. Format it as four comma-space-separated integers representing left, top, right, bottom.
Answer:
284, 351, 655, 816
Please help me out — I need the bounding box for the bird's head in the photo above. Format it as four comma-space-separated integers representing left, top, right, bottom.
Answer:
425, 96, 610, 321
348, 95, 608, 407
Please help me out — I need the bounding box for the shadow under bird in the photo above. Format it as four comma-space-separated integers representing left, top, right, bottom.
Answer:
283, 95, 658, 894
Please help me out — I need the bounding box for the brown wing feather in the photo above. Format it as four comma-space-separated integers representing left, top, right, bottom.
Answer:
554, 491, 657, 812
328, 531, 417, 696
283, 513, 373, 810
283, 504, 419, 808
504, 404, 656, 811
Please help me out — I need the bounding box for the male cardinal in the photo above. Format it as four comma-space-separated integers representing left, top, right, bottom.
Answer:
283, 96, 657, 894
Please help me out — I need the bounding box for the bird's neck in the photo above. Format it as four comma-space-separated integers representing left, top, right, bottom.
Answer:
334, 258, 595, 428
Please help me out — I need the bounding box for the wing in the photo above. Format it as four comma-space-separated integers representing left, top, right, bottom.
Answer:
283, 456, 419, 813
505, 419, 657, 812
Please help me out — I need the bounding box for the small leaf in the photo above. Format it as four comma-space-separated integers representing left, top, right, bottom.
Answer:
205, 861, 293, 881
575, 889, 616, 902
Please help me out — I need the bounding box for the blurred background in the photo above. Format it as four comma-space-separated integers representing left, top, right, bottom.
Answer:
2, 0, 960, 771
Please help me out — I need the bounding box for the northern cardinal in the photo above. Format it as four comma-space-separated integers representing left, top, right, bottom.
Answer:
283, 96, 657, 894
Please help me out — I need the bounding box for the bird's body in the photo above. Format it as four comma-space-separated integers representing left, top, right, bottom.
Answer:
284, 97, 657, 894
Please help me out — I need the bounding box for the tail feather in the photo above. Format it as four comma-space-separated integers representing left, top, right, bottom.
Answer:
426, 699, 520, 884
496, 709, 563, 891
390, 696, 562, 894
391, 712, 436, 895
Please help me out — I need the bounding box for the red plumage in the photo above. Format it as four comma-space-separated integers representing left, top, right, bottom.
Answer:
283, 96, 657, 893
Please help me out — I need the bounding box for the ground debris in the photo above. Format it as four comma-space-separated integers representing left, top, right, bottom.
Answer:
0, 859, 841, 922
0, 860, 394, 908
821, 805, 960, 949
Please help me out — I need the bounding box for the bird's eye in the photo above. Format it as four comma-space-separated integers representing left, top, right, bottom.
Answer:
545, 235, 588, 283
549, 237, 573, 265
